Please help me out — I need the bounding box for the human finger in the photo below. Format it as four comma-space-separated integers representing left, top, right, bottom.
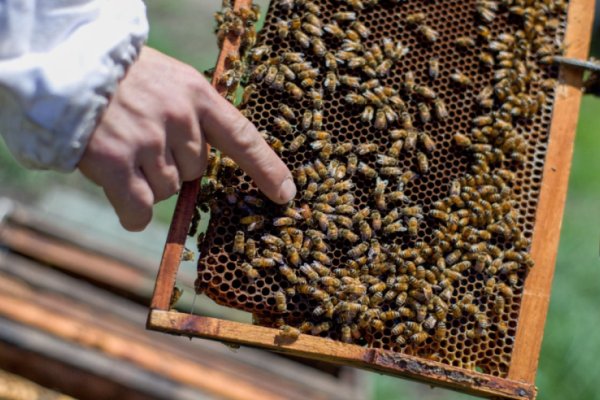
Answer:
102, 167, 155, 231
166, 116, 209, 182
196, 80, 296, 204
139, 148, 181, 202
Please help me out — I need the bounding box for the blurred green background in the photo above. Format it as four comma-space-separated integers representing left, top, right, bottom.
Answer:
0, 1, 598, 399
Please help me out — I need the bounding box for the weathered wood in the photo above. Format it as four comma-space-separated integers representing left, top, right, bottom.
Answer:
149, 0, 254, 312
149, 310, 536, 400
0, 292, 284, 400
0, 252, 365, 400
507, 0, 595, 384
0, 223, 153, 301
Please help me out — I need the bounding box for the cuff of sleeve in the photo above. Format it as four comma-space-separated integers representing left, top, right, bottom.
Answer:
1, 0, 149, 172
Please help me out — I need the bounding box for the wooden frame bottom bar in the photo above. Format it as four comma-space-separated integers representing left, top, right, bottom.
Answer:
148, 309, 535, 400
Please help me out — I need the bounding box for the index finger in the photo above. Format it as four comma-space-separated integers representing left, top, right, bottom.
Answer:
196, 79, 296, 204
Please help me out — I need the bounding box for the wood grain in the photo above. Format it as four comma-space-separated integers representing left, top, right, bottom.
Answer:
149, 310, 536, 400
0, 292, 283, 400
507, 0, 596, 384
149, 0, 253, 311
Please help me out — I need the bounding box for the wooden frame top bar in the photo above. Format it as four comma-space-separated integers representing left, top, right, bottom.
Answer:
147, 0, 595, 398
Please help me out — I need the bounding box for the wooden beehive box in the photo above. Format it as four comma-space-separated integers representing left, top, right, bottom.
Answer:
147, 0, 595, 398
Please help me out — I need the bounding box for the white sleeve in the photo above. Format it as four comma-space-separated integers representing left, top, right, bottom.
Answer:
0, 0, 149, 171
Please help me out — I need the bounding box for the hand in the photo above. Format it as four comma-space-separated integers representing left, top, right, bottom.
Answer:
78, 47, 296, 231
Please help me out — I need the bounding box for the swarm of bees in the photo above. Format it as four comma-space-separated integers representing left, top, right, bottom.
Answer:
194, 0, 567, 372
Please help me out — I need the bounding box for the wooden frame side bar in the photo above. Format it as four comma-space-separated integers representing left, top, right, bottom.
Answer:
149, 310, 536, 400
508, 0, 595, 383
149, 0, 253, 311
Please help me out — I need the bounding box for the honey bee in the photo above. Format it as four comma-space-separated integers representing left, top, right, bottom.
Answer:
428, 57, 439, 80
241, 215, 265, 231
407, 217, 419, 236
311, 251, 331, 265
277, 325, 300, 342
274, 291, 287, 312
282, 82, 303, 102
418, 25, 438, 43
275, 265, 298, 286
479, 51, 495, 67
406, 12, 426, 25
417, 103, 431, 124
453, 133, 472, 148
410, 332, 429, 344
341, 326, 352, 343
292, 29, 311, 48
415, 85, 437, 101
455, 36, 476, 48
275, 17, 291, 38
450, 70, 473, 87
334, 11, 356, 22
252, 256, 277, 268
241, 261, 260, 280
379, 167, 403, 177
323, 21, 345, 39
357, 162, 377, 179
233, 231, 245, 254
433, 98, 449, 121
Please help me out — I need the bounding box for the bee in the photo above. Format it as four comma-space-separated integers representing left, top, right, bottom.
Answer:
341, 326, 352, 343
285, 82, 304, 100
241, 262, 259, 279
351, 220, 371, 242
251, 256, 277, 268
323, 22, 345, 39
292, 29, 311, 48
379, 167, 403, 177
417, 103, 431, 124
497, 321, 509, 335
455, 36, 476, 48
348, 242, 369, 258
311, 251, 331, 265
418, 25, 438, 43
375, 59, 394, 77
406, 217, 419, 236
430, 322, 447, 341
450, 70, 473, 87
414, 85, 436, 101
275, 18, 290, 39
403, 71, 416, 93
274, 291, 287, 312
241, 215, 265, 231
277, 325, 300, 342
309, 88, 324, 109
432, 98, 449, 121
406, 12, 426, 25
357, 162, 377, 179
233, 231, 245, 254
311, 37, 327, 57
497, 282, 514, 298
479, 51, 495, 67
414, 152, 428, 174
453, 133, 472, 148
276, 265, 298, 285
428, 57, 439, 80
334, 11, 356, 22
410, 332, 429, 345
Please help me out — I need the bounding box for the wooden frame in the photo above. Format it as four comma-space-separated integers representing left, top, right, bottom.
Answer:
147, 0, 596, 398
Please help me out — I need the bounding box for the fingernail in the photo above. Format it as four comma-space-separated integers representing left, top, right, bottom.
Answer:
279, 176, 297, 203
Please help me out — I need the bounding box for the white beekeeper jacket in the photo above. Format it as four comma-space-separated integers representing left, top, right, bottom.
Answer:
0, 0, 149, 171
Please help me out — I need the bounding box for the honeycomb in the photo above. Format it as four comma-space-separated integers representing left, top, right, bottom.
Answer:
195, 0, 567, 377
